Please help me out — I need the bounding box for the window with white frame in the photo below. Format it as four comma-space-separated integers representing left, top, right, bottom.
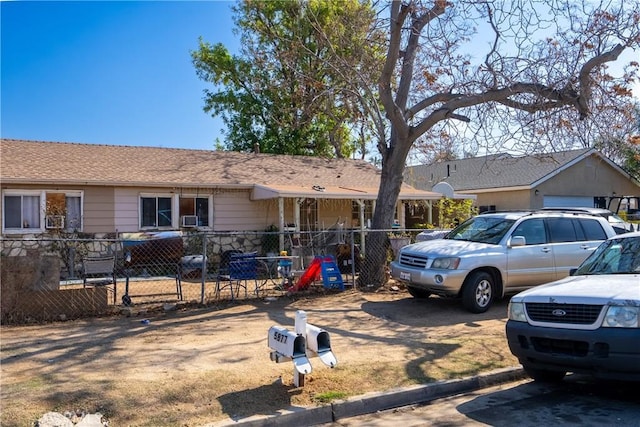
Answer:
179, 196, 210, 227
46, 192, 83, 230
2, 190, 83, 233
140, 195, 173, 228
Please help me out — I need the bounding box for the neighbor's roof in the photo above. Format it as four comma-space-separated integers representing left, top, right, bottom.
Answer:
405, 148, 635, 192
1, 139, 442, 200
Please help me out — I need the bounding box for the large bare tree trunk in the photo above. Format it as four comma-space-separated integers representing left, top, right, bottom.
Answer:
358, 133, 411, 289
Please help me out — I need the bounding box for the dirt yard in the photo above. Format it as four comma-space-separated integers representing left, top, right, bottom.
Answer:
0, 283, 518, 426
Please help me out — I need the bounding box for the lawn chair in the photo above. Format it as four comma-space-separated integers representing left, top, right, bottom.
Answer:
82, 255, 117, 304
215, 251, 259, 300
215, 249, 241, 299
229, 251, 259, 298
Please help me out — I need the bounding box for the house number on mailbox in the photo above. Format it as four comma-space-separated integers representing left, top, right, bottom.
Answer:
272, 330, 288, 344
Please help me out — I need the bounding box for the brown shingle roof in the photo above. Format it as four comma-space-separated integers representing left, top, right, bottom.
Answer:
1, 139, 383, 189
405, 149, 606, 191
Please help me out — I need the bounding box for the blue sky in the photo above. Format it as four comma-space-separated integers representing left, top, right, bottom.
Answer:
1, 1, 239, 150
2, 1, 637, 153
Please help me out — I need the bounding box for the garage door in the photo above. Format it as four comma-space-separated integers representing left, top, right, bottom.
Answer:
543, 196, 594, 207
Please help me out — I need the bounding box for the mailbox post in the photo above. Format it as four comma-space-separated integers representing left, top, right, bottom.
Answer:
268, 310, 337, 387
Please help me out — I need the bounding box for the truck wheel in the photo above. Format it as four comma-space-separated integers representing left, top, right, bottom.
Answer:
407, 286, 430, 299
523, 365, 566, 382
462, 271, 494, 313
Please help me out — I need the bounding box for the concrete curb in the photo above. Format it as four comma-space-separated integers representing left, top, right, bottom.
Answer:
209, 366, 527, 426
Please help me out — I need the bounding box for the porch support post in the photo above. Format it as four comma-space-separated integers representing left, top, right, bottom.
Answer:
295, 198, 303, 231
278, 197, 285, 251
397, 201, 406, 228
355, 199, 366, 254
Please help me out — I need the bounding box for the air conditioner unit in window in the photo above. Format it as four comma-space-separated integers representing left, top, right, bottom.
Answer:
45, 215, 65, 229
181, 215, 198, 227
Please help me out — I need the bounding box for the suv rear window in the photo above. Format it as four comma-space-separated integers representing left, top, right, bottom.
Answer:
578, 218, 608, 240
547, 217, 607, 242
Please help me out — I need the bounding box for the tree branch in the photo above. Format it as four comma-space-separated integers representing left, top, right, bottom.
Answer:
576, 44, 626, 119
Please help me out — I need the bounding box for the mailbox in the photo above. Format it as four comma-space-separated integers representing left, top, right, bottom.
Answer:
268, 326, 312, 374
305, 323, 337, 367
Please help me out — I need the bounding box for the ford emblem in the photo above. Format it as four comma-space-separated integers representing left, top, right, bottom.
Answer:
552, 309, 567, 317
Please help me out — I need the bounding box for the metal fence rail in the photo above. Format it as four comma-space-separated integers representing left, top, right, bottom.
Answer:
1, 228, 430, 324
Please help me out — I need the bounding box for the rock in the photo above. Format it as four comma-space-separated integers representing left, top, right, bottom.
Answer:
75, 413, 106, 427
36, 412, 107, 427
37, 411, 73, 427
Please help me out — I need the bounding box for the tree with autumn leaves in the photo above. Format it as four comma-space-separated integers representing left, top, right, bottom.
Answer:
194, 0, 640, 288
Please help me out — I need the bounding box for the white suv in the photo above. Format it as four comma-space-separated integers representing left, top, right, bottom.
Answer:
390, 211, 617, 313
506, 232, 640, 382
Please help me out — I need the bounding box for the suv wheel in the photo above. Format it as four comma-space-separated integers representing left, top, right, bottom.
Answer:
407, 286, 431, 299
462, 271, 494, 313
523, 365, 566, 382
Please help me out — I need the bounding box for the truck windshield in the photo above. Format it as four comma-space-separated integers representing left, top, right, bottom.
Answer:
445, 217, 516, 244
575, 236, 640, 275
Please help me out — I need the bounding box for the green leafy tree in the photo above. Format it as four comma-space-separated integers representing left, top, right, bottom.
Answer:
192, 0, 383, 157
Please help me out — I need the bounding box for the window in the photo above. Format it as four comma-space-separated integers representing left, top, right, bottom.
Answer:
179, 196, 210, 227
512, 219, 547, 245
2, 190, 83, 233
3, 193, 41, 230
578, 218, 607, 241
546, 218, 578, 243
46, 192, 82, 230
140, 195, 173, 228
479, 205, 496, 214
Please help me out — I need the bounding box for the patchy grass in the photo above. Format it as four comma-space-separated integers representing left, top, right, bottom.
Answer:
0, 287, 517, 426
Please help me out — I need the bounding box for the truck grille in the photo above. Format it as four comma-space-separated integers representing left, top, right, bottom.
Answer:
525, 303, 603, 325
399, 253, 429, 269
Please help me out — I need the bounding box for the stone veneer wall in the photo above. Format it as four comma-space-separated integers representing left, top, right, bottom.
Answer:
1, 232, 267, 324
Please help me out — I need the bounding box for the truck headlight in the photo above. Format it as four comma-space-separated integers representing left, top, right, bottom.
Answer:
431, 257, 460, 269
508, 301, 527, 322
603, 306, 639, 328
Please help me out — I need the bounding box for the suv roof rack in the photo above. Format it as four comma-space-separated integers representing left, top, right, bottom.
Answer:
479, 208, 603, 218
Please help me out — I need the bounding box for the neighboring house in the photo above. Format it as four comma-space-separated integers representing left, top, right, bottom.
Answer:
405, 148, 640, 215
1, 139, 452, 237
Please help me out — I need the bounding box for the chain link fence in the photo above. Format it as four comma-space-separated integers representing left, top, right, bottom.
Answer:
1, 228, 439, 324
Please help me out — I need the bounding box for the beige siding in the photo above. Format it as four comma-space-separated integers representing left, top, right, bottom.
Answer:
535, 156, 638, 201
475, 190, 530, 211
214, 190, 265, 231
114, 188, 142, 232
83, 187, 116, 233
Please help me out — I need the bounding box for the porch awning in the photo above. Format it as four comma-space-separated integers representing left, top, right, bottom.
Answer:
251, 184, 445, 201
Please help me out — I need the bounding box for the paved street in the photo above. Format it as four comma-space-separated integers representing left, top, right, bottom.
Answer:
325, 375, 640, 427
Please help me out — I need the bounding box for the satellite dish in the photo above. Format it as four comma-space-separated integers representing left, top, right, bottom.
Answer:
433, 181, 455, 198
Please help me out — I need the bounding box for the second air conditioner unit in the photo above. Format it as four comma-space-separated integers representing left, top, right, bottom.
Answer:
181, 215, 198, 227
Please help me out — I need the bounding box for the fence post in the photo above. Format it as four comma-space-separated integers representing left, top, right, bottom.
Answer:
200, 232, 207, 305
